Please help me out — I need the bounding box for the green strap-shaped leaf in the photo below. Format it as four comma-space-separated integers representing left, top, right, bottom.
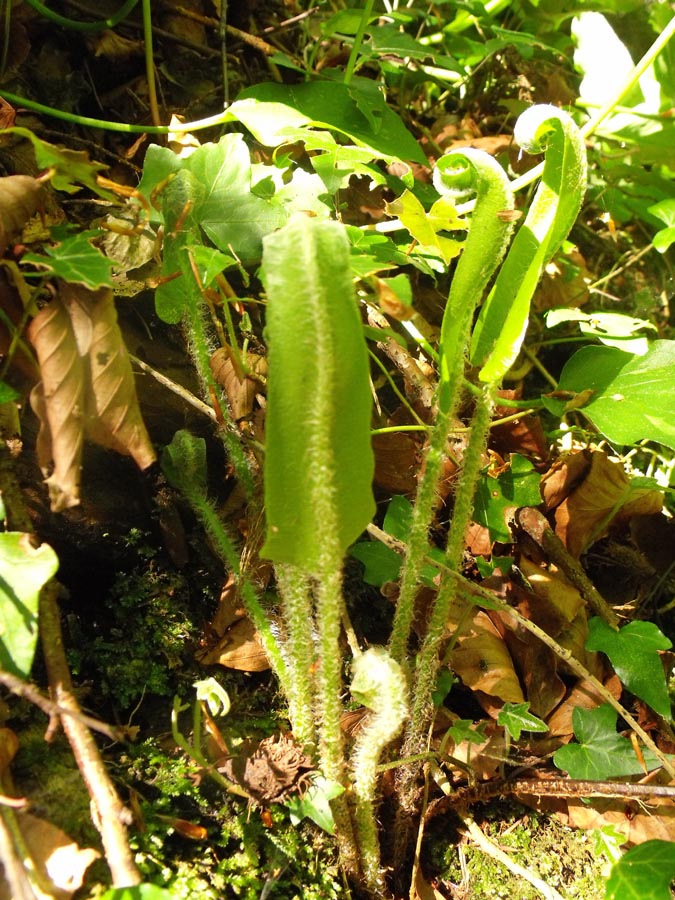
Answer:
434, 147, 514, 407
261, 215, 375, 571
470, 105, 587, 384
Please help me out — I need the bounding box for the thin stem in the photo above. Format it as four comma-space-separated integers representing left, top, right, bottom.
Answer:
580, 14, 675, 140
141, 0, 161, 127
275, 564, 317, 749
343, 0, 376, 85
404, 388, 494, 761
186, 489, 291, 693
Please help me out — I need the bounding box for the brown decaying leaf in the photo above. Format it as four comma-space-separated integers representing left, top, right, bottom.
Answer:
0, 174, 43, 255
196, 575, 270, 672
0, 812, 100, 900
372, 430, 420, 495
554, 451, 663, 557
450, 611, 525, 705
28, 298, 86, 512
541, 450, 591, 510
217, 733, 314, 804
28, 284, 156, 511
566, 795, 675, 844
491, 388, 549, 460
210, 346, 267, 422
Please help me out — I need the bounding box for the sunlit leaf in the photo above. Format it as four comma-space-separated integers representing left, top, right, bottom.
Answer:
605, 840, 675, 900
498, 702, 548, 740
473, 454, 541, 542
22, 230, 114, 290
0, 533, 58, 678
549, 341, 675, 449
586, 617, 672, 720
553, 704, 665, 780
286, 775, 344, 834
261, 216, 374, 569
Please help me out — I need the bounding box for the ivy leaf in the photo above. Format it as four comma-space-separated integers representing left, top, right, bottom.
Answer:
187, 135, 288, 263
605, 840, 675, 900
497, 702, 548, 741
385, 190, 462, 264
0, 533, 59, 678
548, 341, 675, 450
7, 127, 114, 199
473, 454, 542, 542
23, 230, 114, 289
350, 542, 401, 586
285, 775, 344, 834
586, 617, 672, 720
553, 704, 664, 780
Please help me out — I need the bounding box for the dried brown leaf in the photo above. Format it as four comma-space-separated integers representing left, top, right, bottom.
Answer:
197, 576, 270, 672
555, 451, 663, 556
0, 174, 43, 255
28, 298, 86, 511
567, 795, 675, 843
541, 450, 591, 510
210, 346, 266, 421
28, 284, 155, 511
0, 812, 100, 900
71, 286, 156, 469
517, 556, 586, 634
450, 611, 525, 704
547, 674, 621, 739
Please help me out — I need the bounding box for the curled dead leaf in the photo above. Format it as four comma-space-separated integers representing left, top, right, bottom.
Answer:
0, 174, 43, 255
554, 451, 663, 557
197, 576, 270, 672
449, 611, 525, 705
210, 346, 267, 421
28, 283, 156, 511
0, 812, 100, 900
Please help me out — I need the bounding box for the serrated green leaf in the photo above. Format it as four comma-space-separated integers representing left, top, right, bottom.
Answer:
605, 840, 675, 900
497, 702, 548, 740
553, 704, 665, 780
261, 217, 375, 570
385, 190, 462, 264
552, 341, 675, 449
586, 617, 672, 720
0, 533, 59, 678
22, 231, 114, 289
473, 454, 541, 542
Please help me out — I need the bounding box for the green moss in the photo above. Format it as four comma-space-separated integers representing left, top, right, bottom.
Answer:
428, 803, 607, 900
12, 724, 98, 848
69, 546, 200, 711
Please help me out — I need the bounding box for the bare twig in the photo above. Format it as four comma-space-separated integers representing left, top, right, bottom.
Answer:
39, 582, 141, 887
0, 670, 123, 743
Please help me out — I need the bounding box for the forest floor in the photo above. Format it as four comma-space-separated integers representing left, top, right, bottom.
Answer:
1, 2, 674, 899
